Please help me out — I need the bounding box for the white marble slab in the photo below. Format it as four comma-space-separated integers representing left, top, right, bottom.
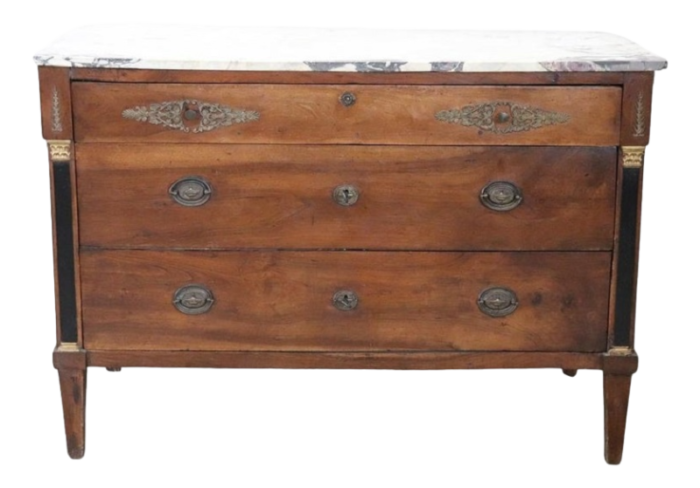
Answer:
34, 25, 667, 72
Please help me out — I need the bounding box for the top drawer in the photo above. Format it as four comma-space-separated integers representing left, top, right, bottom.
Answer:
72, 83, 621, 145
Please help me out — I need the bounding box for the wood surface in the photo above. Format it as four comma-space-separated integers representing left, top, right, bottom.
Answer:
622, 73, 656, 349
54, 345, 87, 460
76, 144, 617, 251
620, 72, 654, 145
87, 350, 605, 370
604, 373, 632, 464
41, 67, 81, 345
80, 250, 611, 352
38, 67, 72, 140
72, 83, 621, 145
70, 68, 625, 85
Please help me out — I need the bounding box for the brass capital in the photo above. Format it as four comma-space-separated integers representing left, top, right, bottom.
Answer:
47, 140, 71, 162
622, 146, 645, 169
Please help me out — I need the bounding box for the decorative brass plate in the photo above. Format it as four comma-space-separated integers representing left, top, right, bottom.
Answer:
436, 101, 569, 134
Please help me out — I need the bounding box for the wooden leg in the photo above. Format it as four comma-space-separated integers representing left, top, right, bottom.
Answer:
604, 373, 632, 465
52, 348, 89, 461
562, 369, 578, 377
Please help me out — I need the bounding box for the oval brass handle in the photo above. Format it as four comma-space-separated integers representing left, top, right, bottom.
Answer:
169, 176, 212, 207
173, 285, 215, 315
340, 92, 356, 107
480, 181, 523, 212
333, 290, 359, 311
332, 184, 360, 206
477, 287, 518, 317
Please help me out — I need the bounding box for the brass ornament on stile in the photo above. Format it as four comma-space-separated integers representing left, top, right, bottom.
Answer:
633, 93, 646, 138
622, 146, 645, 168
47, 140, 71, 162
51, 87, 63, 133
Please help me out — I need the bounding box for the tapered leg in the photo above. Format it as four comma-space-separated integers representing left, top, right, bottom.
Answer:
604, 373, 632, 465
52, 348, 89, 461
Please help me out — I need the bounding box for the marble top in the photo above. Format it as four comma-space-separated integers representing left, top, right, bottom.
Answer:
34, 26, 667, 72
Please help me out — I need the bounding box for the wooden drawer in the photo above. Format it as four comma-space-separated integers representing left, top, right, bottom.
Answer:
72, 83, 621, 145
76, 144, 617, 251
81, 250, 611, 352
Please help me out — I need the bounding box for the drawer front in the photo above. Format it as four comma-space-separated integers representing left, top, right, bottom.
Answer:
77, 145, 617, 251
73, 83, 621, 145
81, 251, 611, 352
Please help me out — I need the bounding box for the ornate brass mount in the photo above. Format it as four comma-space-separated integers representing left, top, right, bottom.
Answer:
436, 101, 569, 134
47, 140, 71, 162
622, 146, 645, 169
122, 99, 259, 133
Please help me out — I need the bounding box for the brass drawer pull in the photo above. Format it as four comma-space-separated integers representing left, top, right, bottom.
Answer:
333, 290, 359, 311
480, 181, 523, 211
339, 92, 356, 107
169, 176, 212, 207
332, 184, 360, 206
173, 285, 215, 315
477, 287, 518, 317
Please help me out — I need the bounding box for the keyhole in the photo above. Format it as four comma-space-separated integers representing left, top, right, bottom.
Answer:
333, 185, 359, 206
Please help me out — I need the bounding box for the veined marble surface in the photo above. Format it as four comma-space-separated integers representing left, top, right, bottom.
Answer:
34, 26, 667, 72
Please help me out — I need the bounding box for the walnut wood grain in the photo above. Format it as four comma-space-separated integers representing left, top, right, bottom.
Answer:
80, 250, 611, 352
604, 373, 632, 464
76, 144, 617, 251
620, 72, 654, 145
53, 346, 87, 459
88, 350, 605, 370
39, 67, 72, 140
72, 83, 621, 145
70, 68, 625, 85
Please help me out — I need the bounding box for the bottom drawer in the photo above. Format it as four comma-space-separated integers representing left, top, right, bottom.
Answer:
81, 251, 611, 352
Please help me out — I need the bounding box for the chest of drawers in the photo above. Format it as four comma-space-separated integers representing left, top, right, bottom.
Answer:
35, 26, 666, 463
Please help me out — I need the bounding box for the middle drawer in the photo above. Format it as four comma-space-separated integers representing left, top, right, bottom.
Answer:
77, 144, 617, 251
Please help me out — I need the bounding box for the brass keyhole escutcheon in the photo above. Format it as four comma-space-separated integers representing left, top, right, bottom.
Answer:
332, 184, 360, 206
340, 92, 357, 107
333, 290, 359, 311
